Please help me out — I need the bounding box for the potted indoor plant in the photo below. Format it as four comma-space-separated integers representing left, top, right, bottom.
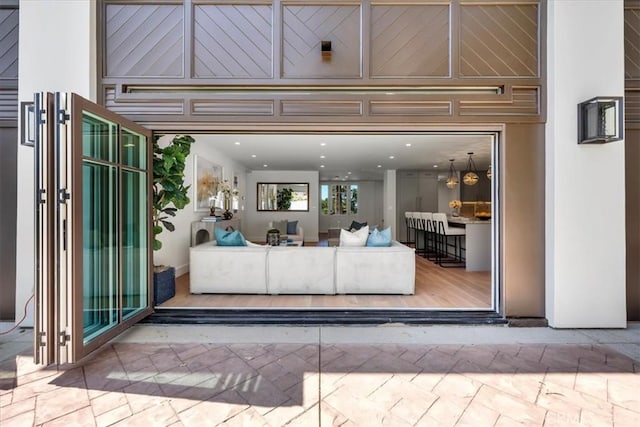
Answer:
152, 134, 195, 304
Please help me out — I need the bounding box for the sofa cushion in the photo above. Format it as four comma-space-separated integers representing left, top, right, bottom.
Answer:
286, 220, 299, 235
340, 225, 369, 247
348, 220, 367, 231
214, 227, 247, 246
272, 220, 288, 234
366, 227, 392, 247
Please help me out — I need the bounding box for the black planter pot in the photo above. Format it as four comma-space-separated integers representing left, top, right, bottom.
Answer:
153, 266, 176, 305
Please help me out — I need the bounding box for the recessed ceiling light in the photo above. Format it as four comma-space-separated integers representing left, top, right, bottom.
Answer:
251, 154, 257, 158
263, 164, 268, 167
348, 171, 352, 175
389, 156, 395, 159
377, 165, 382, 168
320, 143, 326, 146
234, 141, 241, 145
320, 155, 325, 159
320, 165, 325, 168
433, 165, 439, 168
405, 143, 412, 147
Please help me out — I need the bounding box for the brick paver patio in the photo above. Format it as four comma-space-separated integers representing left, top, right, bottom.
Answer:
1, 325, 639, 426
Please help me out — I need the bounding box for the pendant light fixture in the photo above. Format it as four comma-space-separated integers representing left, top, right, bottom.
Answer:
463, 152, 479, 186
446, 159, 459, 189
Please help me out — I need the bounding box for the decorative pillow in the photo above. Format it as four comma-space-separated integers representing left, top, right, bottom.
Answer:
214, 227, 247, 246
366, 227, 392, 247
286, 220, 299, 235
348, 220, 367, 231
272, 220, 288, 235
340, 225, 369, 247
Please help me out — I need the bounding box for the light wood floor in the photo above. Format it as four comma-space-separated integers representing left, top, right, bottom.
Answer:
160, 238, 492, 310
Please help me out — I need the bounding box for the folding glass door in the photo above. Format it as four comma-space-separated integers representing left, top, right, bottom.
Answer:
35, 92, 153, 365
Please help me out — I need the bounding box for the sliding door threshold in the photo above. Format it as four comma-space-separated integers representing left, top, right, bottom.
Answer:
142, 308, 507, 325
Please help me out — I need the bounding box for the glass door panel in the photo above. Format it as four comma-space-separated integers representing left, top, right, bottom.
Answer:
122, 169, 148, 320
82, 112, 117, 162
82, 160, 119, 344
122, 128, 146, 169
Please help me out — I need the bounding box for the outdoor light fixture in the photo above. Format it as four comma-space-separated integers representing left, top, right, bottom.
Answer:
446, 159, 459, 189
321, 40, 332, 59
577, 96, 623, 144
463, 152, 479, 186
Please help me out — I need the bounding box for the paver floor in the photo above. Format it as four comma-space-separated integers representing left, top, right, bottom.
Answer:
1, 325, 639, 426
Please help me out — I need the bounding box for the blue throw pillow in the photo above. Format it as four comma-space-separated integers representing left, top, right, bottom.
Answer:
287, 220, 298, 234
366, 227, 392, 247
214, 227, 247, 246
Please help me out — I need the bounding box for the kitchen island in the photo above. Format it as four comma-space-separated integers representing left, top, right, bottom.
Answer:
448, 217, 492, 272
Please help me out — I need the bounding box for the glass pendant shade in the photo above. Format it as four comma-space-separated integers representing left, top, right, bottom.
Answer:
463, 152, 479, 186
446, 159, 458, 189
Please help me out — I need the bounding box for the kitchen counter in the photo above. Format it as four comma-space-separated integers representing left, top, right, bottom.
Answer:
447, 216, 491, 271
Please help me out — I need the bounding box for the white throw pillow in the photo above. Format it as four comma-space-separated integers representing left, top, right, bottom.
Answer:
340, 225, 369, 247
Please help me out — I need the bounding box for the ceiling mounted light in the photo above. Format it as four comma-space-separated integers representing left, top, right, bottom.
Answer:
446, 159, 459, 189
463, 152, 479, 186
487, 165, 492, 180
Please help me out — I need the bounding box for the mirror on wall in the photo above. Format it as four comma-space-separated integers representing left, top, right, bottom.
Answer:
257, 183, 309, 211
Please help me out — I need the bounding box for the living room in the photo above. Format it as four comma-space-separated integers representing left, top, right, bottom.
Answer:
153, 132, 495, 312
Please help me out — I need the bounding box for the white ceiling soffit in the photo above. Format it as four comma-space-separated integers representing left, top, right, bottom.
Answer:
188, 133, 494, 181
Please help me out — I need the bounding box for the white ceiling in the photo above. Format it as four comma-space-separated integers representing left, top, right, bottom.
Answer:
192, 133, 494, 181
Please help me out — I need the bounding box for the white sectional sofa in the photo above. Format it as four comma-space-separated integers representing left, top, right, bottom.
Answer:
189, 241, 415, 295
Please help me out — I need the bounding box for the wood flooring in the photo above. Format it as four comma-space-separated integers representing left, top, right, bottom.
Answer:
160, 238, 492, 309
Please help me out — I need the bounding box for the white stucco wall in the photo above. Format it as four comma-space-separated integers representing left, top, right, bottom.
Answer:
244, 170, 320, 242
545, 0, 626, 327
15, 0, 96, 326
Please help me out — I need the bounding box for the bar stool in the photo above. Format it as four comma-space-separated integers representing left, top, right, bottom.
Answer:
421, 212, 438, 260
403, 211, 414, 245
432, 213, 466, 268
413, 212, 427, 255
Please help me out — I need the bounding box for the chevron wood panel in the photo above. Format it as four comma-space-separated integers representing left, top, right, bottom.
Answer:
626, 90, 640, 122
194, 5, 272, 78
0, 9, 18, 79
370, 5, 449, 78
105, 4, 183, 78
191, 100, 274, 116
625, 8, 640, 79
460, 4, 538, 77
459, 87, 539, 115
282, 5, 361, 78
369, 101, 451, 116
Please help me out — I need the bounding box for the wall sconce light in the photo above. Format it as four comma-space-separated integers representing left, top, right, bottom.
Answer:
577, 96, 623, 144
321, 40, 332, 59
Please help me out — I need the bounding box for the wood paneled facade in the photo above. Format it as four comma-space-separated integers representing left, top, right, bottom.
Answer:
97, 0, 546, 318
0, 0, 18, 321
626, 0, 640, 320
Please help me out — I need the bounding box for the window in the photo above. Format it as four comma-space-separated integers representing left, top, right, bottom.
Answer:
321, 184, 358, 215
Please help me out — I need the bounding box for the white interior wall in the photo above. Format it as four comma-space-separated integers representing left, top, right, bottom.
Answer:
383, 170, 397, 238
545, 0, 626, 327
245, 170, 320, 242
15, 0, 96, 326
154, 135, 247, 276
318, 180, 383, 232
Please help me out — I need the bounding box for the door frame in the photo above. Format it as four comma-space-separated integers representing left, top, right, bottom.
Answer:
147, 122, 505, 319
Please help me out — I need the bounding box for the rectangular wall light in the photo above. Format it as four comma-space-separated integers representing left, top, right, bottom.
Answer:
577, 96, 623, 144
